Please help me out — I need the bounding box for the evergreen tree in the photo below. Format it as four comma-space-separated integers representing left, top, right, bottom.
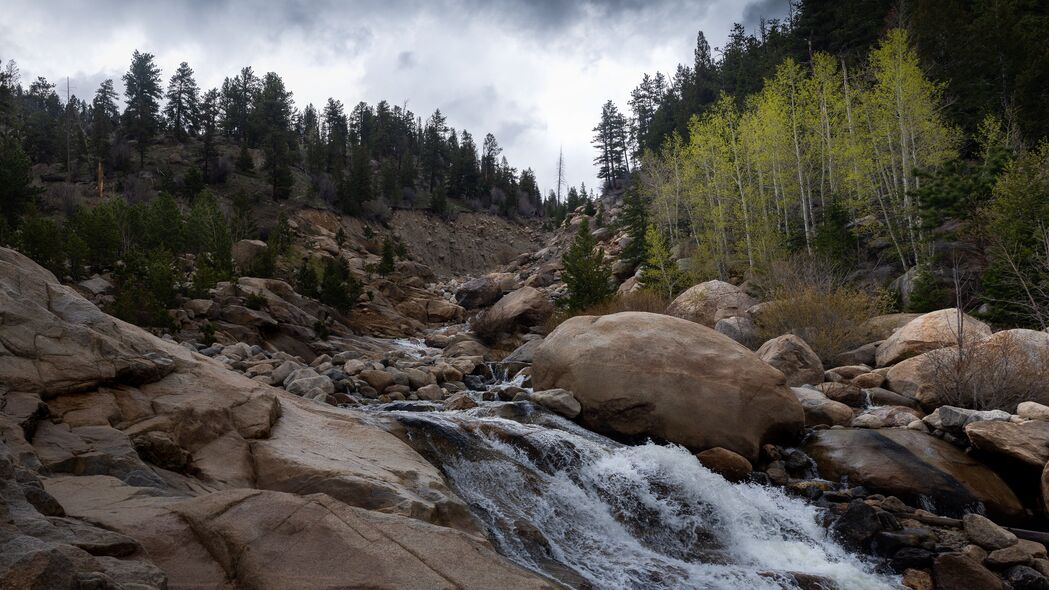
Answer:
164, 61, 200, 140
90, 79, 120, 169
295, 259, 318, 297
561, 218, 613, 311
620, 184, 648, 267
592, 100, 629, 188
0, 135, 37, 226
346, 146, 371, 208
121, 50, 163, 167
378, 236, 396, 275
198, 88, 221, 181
254, 72, 294, 200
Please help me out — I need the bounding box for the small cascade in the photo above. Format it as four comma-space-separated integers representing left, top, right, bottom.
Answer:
366, 389, 899, 590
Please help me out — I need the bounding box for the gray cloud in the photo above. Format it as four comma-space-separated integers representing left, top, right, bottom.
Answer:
2, 0, 787, 194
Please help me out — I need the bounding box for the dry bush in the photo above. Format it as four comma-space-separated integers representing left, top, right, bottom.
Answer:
753, 255, 891, 362
542, 289, 671, 333
922, 320, 1049, 412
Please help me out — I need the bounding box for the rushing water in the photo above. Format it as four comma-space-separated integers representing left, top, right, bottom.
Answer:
363, 378, 900, 590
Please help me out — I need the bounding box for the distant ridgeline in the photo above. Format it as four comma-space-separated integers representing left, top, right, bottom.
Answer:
590, 0, 1049, 330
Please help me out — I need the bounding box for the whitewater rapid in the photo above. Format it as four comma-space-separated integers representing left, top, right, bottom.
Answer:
374, 397, 901, 590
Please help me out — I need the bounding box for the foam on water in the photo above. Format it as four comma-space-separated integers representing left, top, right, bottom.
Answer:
389, 406, 901, 590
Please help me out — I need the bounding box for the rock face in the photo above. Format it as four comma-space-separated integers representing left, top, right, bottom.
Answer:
805, 429, 1023, 522
665, 280, 757, 327
0, 247, 553, 589
532, 312, 804, 461
875, 308, 991, 367
757, 335, 824, 387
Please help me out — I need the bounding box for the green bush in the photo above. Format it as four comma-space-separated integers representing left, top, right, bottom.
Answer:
561, 218, 613, 311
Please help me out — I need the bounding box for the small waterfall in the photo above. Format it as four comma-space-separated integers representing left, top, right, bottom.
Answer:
371, 397, 899, 590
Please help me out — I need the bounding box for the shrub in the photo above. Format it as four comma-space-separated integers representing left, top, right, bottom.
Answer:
200, 322, 217, 346
922, 322, 1049, 411
110, 249, 179, 329
753, 255, 890, 362
378, 237, 396, 276
245, 292, 267, 310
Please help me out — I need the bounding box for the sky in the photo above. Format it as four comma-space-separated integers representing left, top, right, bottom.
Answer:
0, 0, 789, 196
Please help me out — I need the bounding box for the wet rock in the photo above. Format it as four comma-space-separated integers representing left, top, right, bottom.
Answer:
695, 447, 752, 483
891, 548, 935, 572
358, 369, 395, 392
757, 334, 824, 387
445, 393, 479, 411
805, 429, 1024, 521
416, 384, 444, 401
527, 389, 581, 419
831, 499, 892, 551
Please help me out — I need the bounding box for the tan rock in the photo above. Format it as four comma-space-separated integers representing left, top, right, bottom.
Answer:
665, 280, 756, 327
232, 239, 268, 272
757, 334, 824, 387
876, 308, 990, 367
487, 287, 554, 329
1019, 401, 1049, 422
532, 312, 803, 461
696, 447, 753, 482
901, 568, 933, 590
965, 419, 1049, 468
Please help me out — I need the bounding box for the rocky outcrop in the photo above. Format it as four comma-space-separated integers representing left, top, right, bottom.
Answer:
757, 335, 824, 387
665, 280, 756, 327
805, 429, 1024, 522
875, 308, 991, 367
486, 287, 554, 331
0, 247, 554, 588
532, 312, 804, 461
456, 272, 518, 309
964, 420, 1049, 468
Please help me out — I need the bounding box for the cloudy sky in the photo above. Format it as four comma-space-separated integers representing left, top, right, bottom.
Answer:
0, 0, 788, 195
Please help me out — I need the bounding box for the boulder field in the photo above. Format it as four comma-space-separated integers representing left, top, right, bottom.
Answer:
0, 247, 556, 589
532, 311, 804, 461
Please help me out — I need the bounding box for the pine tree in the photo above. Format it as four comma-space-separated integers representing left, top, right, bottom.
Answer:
164, 61, 200, 140
0, 135, 37, 226
561, 218, 613, 311
641, 224, 685, 299
90, 79, 120, 169
620, 184, 648, 267
199, 88, 220, 181
592, 100, 629, 188
254, 72, 294, 200
378, 236, 396, 275
121, 50, 163, 167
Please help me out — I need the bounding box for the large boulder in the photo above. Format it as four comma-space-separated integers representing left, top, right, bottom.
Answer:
757, 335, 824, 386
665, 280, 757, 327
805, 429, 1024, 522
875, 308, 991, 367
455, 273, 517, 309
486, 287, 554, 330
532, 312, 804, 461
886, 328, 1049, 408
232, 239, 269, 272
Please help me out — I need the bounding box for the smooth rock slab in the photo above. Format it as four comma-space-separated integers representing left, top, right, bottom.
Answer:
805, 428, 1024, 522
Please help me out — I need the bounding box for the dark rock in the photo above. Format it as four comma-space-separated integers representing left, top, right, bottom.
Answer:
831, 499, 885, 551
872, 528, 937, 557
20, 485, 65, 517
932, 553, 1004, 590
890, 547, 935, 572
1006, 565, 1049, 590
131, 431, 190, 472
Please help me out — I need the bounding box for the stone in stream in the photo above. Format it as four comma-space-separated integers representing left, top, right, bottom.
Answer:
532, 311, 803, 461
695, 447, 752, 483
933, 553, 1004, 590
804, 429, 1024, 522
